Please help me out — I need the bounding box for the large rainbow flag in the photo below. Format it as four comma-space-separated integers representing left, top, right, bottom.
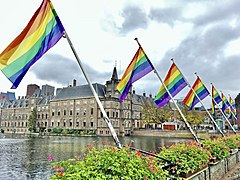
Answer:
117, 46, 154, 102
154, 63, 187, 108
0, 0, 65, 89
183, 76, 209, 110
211, 85, 222, 117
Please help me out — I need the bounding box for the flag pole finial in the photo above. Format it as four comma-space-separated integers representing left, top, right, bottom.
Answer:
134, 37, 141, 47
171, 58, 174, 62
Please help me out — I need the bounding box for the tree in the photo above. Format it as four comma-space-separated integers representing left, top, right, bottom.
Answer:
142, 103, 173, 124
28, 107, 37, 132
176, 108, 205, 125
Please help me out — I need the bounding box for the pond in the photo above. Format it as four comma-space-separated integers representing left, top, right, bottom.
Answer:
0, 133, 191, 180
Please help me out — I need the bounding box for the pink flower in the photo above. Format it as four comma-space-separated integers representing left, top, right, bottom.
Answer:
51, 156, 54, 161
83, 153, 87, 158
47, 155, 51, 161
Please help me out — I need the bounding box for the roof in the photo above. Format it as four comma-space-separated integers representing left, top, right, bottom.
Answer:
52, 83, 106, 101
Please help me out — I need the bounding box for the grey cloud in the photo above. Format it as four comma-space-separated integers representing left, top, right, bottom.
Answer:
114, 5, 149, 35
30, 54, 111, 86
149, 7, 182, 27
193, 0, 240, 26
156, 21, 240, 96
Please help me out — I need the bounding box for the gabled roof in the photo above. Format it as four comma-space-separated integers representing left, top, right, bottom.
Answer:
52, 83, 106, 101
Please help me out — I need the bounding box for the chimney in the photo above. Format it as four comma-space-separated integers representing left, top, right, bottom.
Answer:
18, 96, 20, 100
133, 90, 135, 94
149, 94, 152, 98
73, 79, 77, 87
143, 93, 146, 97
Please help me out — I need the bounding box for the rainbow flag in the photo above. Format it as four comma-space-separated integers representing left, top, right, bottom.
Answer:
117, 46, 154, 102
229, 97, 237, 115
154, 63, 187, 108
221, 93, 230, 112
229, 96, 237, 119
183, 77, 209, 110
211, 85, 222, 117
0, 0, 65, 89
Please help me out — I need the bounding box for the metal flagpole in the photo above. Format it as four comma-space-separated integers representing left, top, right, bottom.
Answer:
211, 86, 236, 134
134, 38, 200, 143
63, 31, 122, 148
173, 63, 225, 137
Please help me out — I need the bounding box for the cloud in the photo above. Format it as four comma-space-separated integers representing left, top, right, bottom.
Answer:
193, 0, 240, 27
113, 5, 149, 35
30, 54, 112, 86
149, 7, 182, 27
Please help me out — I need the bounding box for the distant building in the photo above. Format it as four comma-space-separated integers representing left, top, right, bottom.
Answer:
26, 84, 40, 97
41, 84, 55, 96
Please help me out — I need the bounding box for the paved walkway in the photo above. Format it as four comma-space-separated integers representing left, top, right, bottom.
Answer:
222, 162, 240, 180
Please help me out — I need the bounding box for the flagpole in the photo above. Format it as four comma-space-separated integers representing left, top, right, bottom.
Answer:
211, 85, 236, 134
63, 31, 122, 148
172, 63, 225, 137
134, 38, 200, 143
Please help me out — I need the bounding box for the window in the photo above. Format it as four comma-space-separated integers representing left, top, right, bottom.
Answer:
51, 122, 54, 127
42, 114, 44, 119
57, 122, 60, 127
90, 108, 94, 115
58, 111, 60, 116
83, 121, 86, 127
63, 120, 66, 127
76, 122, 79, 127
107, 112, 109, 117
116, 112, 118, 118
69, 120, 72, 127
45, 122, 47, 127
100, 130, 103, 134
83, 108, 86, 116
52, 112, 54, 116
70, 110, 73, 116
90, 121, 94, 127
64, 110, 66, 116
46, 114, 48, 119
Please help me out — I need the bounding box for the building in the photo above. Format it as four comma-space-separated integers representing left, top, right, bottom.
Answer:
26, 84, 40, 97
0, 67, 154, 136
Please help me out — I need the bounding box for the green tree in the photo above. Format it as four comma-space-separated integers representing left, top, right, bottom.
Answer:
142, 103, 173, 124
28, 107, 37, 132
176, 108, 205, 125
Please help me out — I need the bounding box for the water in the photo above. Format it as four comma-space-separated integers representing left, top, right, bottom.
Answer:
0, 134, 190, 180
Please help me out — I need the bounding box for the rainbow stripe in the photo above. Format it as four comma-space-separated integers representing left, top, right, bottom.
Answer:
183, 77, 209, 110
211, 85, 222, 117
221, 93, 230, 112
0, 0, 65, 89
117, 46, 154, 102
154, 63, 187, 108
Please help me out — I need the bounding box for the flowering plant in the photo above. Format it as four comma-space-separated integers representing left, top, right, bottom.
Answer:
50, 143, 168, 179
218, 136, 238, 150
158, 142, 210, 177
201, 139, 230, 160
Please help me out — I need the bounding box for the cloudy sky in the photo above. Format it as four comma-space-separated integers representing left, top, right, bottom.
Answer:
0, 0, 240, 108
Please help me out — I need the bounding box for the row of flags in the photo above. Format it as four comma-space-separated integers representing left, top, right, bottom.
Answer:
116, 45, 237, 121
0, 0, 237, 123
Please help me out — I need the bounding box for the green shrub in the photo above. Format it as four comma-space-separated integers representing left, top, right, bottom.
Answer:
51, 145, 168, 180
201, 139, 230, 160
158, 142, 210, 177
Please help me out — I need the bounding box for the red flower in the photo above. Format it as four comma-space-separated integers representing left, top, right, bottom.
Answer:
102, 141, 107, 146
59, 172, 63, 177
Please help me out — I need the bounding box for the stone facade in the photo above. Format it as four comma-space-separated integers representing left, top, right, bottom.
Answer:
0, 67, 154, 136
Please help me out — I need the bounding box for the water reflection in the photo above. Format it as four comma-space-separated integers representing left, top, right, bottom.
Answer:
0, 134, 191, 180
